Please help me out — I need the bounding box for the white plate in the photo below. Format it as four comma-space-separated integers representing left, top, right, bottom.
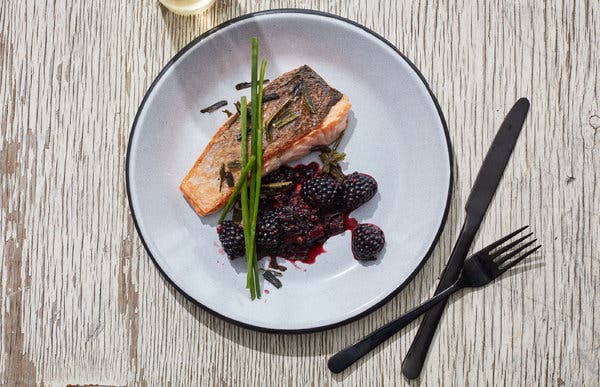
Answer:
126, 10, 452, 332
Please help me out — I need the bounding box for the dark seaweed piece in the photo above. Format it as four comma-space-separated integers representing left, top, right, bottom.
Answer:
225, 171, 234, 188
262, 93, 280, 103
219, 163, 226, 192
263, 270, 283, 288
269, 257, 287, 271
235, 79, 269, 90
260, 268, 283, 277
201, 100, 228, 113
222, 109, 234, 117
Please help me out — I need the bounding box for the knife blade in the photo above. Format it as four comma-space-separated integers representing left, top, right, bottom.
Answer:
401, 98, 530, 379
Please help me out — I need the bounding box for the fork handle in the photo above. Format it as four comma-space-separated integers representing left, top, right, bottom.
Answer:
401, 218, 478, 378
327, 281, 462, 374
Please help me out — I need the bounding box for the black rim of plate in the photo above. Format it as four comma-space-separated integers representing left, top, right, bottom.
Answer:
125, 9, 454, 334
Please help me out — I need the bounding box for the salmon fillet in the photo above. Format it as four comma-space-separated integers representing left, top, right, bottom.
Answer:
180, 65, 352, 216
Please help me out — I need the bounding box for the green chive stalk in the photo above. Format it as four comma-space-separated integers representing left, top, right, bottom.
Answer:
239, 96, 255, 298
239, 38, 267, 299
250, 59, 267, 297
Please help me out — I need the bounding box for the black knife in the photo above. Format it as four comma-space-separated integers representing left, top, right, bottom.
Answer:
401, 98, 530, 379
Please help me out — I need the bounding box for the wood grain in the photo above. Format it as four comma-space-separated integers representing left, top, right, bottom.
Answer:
1, 0, 598, 385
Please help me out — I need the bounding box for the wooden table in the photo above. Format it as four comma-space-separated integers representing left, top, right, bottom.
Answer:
1, 1, 598, 385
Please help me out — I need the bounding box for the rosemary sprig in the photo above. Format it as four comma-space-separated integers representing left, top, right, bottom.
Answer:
264, 97, 293, 142
272, 111, 300, 129
262, 181, 292, 189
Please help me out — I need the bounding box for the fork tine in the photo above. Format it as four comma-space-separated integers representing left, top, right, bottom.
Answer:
491, 233, 534, 259
483, 225, 529, 252
494, 239, 537, 266
500, 245, 542, 273
495, 239, 537, 265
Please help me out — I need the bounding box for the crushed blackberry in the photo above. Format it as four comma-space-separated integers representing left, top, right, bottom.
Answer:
217, 163, 383, 264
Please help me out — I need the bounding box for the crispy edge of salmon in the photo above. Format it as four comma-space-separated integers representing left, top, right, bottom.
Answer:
180, 94, 351, 216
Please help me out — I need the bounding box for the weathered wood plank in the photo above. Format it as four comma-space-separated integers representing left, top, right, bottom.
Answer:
1, 0, 598, 385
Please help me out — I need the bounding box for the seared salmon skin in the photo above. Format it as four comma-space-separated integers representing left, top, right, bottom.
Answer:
180, 65, 352, 216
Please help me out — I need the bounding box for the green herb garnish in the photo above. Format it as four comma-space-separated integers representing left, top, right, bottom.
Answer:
264, 97, 293, 141
272, 111, 300, 129
240, 38, 268, 300
217, 155, 256, 224
227, 160, 242, 170
301, 87, 316, 114
317, 129, 347, 180
262, 181, 292, 189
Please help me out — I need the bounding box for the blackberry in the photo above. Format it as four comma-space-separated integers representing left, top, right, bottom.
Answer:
264, 166, 294, 184
300, 176, 342, 209
217, 221, 245, 257
256, 211, 283, 250
342, 172, 378, 211
351, 223, 385, 261
293, 162, 320, 183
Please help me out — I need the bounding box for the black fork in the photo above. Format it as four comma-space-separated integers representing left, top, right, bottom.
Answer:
328, 226, 541, 374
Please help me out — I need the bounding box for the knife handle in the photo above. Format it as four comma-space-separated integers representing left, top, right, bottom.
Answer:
401, 218, 478, 379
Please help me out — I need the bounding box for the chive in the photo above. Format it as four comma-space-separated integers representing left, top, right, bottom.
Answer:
217, 156, 256, 224
246, 38, 260, 299
235, 38, 268, 300
252, 58, 268, 296
239, 96, 251, 289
